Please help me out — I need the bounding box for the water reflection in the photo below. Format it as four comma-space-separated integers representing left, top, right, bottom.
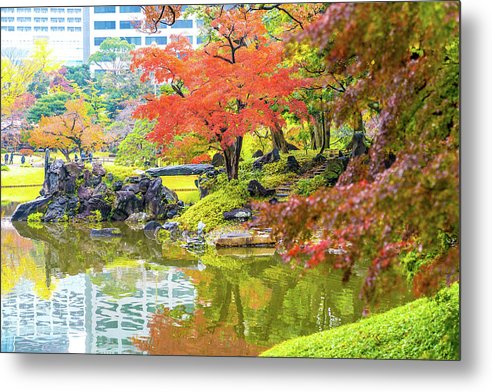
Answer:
1, 220, 412, 355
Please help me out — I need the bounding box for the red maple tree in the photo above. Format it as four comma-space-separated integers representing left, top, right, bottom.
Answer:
131, 7, 307, 180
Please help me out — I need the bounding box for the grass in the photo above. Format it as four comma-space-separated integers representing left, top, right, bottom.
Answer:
261, 283, 460, 360
1, 166, 44, 203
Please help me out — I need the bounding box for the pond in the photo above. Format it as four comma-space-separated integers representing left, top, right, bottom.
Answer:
1, 203, 413, 356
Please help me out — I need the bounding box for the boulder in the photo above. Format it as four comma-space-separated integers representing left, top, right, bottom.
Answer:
11, 196, 52, 221
43, 195, 79, 222
121, 183, 141, 194
64, 161, 84, 178
146, 164, 214, 177
252, 149, 264, 158
285, 155, 301, 173
77, 185, 93, 201
106, 172, 114, 183
126, 212, 149, 223
286, 143, 299, 151
143, 177, 179, 218
138, 177, 151, 193
90, 228, 122, 237
93, 181, 108, 197
247, 180, 275, 198
144, 220, 162, 232
112, 191, 143, 221
253, 148, 280, 170
92, 161, 106, 177
112, 180, 123, 191
211, 153, 224, 167
41, 159, 77, 195
223, 208, 252, 222
77, 196, 111, 221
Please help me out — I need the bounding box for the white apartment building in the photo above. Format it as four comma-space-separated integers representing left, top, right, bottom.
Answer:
1, 5, 203, 67
0, 6, 86, 65
88, 5, 202, 60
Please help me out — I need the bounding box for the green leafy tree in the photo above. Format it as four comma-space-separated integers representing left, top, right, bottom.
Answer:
115, 120, 157, 167
26, 92, 70, 124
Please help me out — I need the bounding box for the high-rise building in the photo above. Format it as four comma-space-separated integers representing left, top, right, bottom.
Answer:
88, 5, 202, 55
0, 6, 85, 65
1, 5, 203, 67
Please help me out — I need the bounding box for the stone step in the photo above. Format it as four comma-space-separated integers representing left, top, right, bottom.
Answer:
275, 193, 290, 198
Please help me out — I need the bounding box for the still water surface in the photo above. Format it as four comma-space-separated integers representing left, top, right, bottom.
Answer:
1, 203, 412, 356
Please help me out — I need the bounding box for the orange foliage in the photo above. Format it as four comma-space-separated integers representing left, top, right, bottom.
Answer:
133, 308, 266, 356
29, 99, 104, 161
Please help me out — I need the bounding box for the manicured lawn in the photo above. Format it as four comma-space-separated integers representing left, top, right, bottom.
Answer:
1, 166, 44, 187
261, 283, 460, 360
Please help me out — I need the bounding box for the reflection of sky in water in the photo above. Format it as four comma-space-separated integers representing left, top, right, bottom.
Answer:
1, 268, 196, 354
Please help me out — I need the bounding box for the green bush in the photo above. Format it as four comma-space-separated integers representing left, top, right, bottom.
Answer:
294, 175, 326, 196
176, 182, 249, 232
261, 283, 460, 360
27, 212, 44, 222
1, 165, 9, 171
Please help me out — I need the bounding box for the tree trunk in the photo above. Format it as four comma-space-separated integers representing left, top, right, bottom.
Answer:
271, 122, 289, 153
60, 149, 71, 162
223, 136, 243, 180
319, 114, 331, 154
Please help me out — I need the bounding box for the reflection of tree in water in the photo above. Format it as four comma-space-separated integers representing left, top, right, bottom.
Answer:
134, 248, 375, 355
133, 305, 267, 356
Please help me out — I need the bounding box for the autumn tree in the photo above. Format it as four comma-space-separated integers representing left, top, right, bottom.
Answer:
29, 99, 104, 161
254, 2, 460, 305
132, 6, 307, 180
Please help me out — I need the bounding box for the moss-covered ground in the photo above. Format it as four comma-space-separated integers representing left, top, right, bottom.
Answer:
261, 283, 460, 360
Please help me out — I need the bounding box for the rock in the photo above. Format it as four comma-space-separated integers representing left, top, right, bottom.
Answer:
89, 175, 102, 187
247, 180, 275, 198
90, 228, 122, 237
106, 172, 114, 183
166, 206, 179, 219
268, 197, 279, 205
121, 183, 141, 194
43, 195, 79, 222
313, 154, 327, 164
285, 155, 301, 173
112, 191, 143, 221
77, 196, 111, 221
138, 177, 151, 193
215, 231, 276, 247
93, 181, 108, 197
41, 159, 77, 195
162, 221, 179, 232
223, 208, 252, 222
126, 212, 149, 223
77, 185, 93, 200
253, 148, 280, 170
325, 159, 346, 186
83, 169, 91, 185
143, 177, 179, 219
92, 161, 106, 177
286, 142, 299, 151
11, 197, 52, 221
211, 153, 225, 167
64, 161, 84, 178
112, 180, 123, 191
144, 221, 162, 232
146, 164, 214, 177
252, 149, 264, 158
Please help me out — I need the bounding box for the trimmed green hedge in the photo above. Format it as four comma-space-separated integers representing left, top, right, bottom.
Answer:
261, 283, 460, 360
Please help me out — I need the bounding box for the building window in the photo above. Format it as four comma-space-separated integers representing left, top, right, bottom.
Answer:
17, 26, 32, 32
94, 21, 116, 30
34, 26, 48, 32
119, 21, 134, 29
67, 8, 81, 14
67, 17, 82, 23
120, 6, 141, 13
50, 17, 65, 23
16, 17, 31, 23
145, 36, 167, 45
16, 8, 32, 13
94, 37, 106, 46
121, 37, 141, 45
34, 8, 48, 14
67, 26, 82, 32
50, 8, 65, 14
1, 26, 15, 31
197, 36, 204, 45
2, 8, 15, 13
172, 20, 193, 29
1, 17, 15, 23
186, 36, 193, 44
34, 17, 48, 23
50, 26, 65, 32
94, 6, 116, 13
